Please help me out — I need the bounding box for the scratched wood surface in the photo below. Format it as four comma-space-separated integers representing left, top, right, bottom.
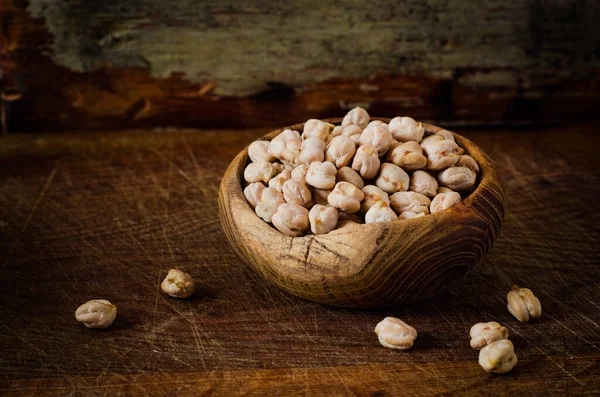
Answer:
0, 125, 598, 396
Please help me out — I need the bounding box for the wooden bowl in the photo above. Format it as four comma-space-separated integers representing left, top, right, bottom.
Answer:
218, 119, 505, 308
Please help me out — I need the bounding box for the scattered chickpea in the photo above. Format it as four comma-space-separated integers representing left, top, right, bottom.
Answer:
342, 107, 370, 129
430, 192, 461, 213
306, 161, 337, 189
291, 164, 308, 183
248, 140, 275, 163
478, 340, 518, 374
375, 163, 409, 194
268, 169, 292, 192
328, 182, 365, 213
410, 170, 438, 198
336, 167, 365, 189
326, 136, 356, 168
244, 162, 277, 184
507, 285, 542, 322
359, 122, 393, 156
388, 116, 425, 142
389, 191, 430, 215
303, 119, 334, 142
386, 141, 427, 171
268, 129, 302, 164
243, 182, 265, 208
437, 166, 476, 191
161, 269, 195, 299
75, 299, 117, 329
309, 204, 339, 234
255, 187, 285, 223
282, 179, 312, 208
374, 317, 417, 350
361, 185, 390, 213
299, 137, 326, 164
365, 201, 397, 224
398, 211, 426, 220
272, 203, 310, 236
352, 145, 380, 179
470, 322, 509, 350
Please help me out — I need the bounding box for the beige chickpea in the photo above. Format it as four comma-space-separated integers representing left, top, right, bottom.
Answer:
507, 286, 542, 322
470, 322, 509, 350
359, 122, 393, 156
352, 145, 380, 180
388, 116, 425, 142
326, 136, 356, 168
437, 187, 455, 194
341, 107, 370, 129
248, 140, 275, 163
244, 162, 277, 184
349, 134, 362, 147
361, 185, 390, 213
303, 119, 334, 142
75, 299, 117, 329
340, 124, 363, 138
479, 340, 518, 374
272, 203, 310, 236
328, 182, 365, 213
309, 204, 339, 235
255, 187, 285, 223
419, 134, 444, 148
456, 154, 480, 174
375, 163, 409, 194
312, 188, 331, 206
398, 211, 426, 220
389, 191, 430, 215
437, 167, 476, 191
291, 164, 308, 183
161, 269, 195, 299
336, 167, 364, 189
332, 125, 343, 137
268, 169, 292, 192
306, 161, 337, 189
268, 129, 302, 164
374, 317, 417, 350
422, 139, 464, 171
282, 179, 312, 208
430, 192, 461, 213
365, 201, 397, 224
299, 137, 326, 164
435, 129, 455, 141
244, 182, 266, 208
386, 141, 427, 171
272, 162, 286, 174
410, 170, 438, 197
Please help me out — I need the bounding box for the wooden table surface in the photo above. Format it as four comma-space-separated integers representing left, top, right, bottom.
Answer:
0, 125, 598, 396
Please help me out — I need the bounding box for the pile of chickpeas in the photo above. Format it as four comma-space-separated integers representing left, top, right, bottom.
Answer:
242, 107, 480, 236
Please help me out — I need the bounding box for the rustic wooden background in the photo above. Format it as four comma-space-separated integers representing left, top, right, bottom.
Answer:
2, 0, 600, 133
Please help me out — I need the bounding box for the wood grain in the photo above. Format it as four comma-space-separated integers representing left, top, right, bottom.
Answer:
0, 125, 598, 395
219, 119, 506, 308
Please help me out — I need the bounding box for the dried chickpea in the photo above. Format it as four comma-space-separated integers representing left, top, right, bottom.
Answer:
359, 122, 393, 156
507, 286, 542, 322
437, 187, 455, 194
430, 192, 461, 213
479, 340, 518, 374
328, 182, 365, 213
352, 145, 380, 180
75, 299, 117, 329
389, 191, 430, 215
282, 179, 312, 208
470, 322, 509, 350
410, 170, 438, 197
272, 203, 310, 236
268, 129, 302, 164
437, 166, 476, 191
161, 269, 195, 299
456, 154, 480, 174
422, 138, 464, 171
326, 136, 356, 168
349, 134, 362, 147
374, 317, 417, 350
244, 182, 265, 208
248, 140, 275, 163
255, 187, 285, 222
398, 211, 426, 220
268, 169, 292, 192
342, 107, 370, 129
340, 124, 363, 138
309, 204, 339, 235
336, 166, 365, 189
244, 162, 277, 184
312, 188, 331, 206
272, 162, 286, 174
291, 164, 308, 183
375, 163, 409, 194
299, 137, 326, 164
361, 185, 390, 213
435, 129, 455, 141
365, 201, 397, 224
306, 161, 337, 189
386, 141, 427, 171
303, 119, 334, 142
388, 116, 425, 142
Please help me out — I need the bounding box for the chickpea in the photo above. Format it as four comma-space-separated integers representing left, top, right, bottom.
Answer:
349, 134, 362, 147
507, 285, 542, 322
388, 116, 425, 142
375, 163, 409, 194
161, 269, 195, 299
326, 136, 356, 168
365, 201, 397, 224
309, 204, 339, 235
374, 317, 417, 350
410, 170, 438, 197
389, 191, 430, 215
328, 182, 365, 213
272, 203, 310, 236
282, 179, 312, 208
75, 299, 117, 329
359, 122, 393, 156
248, 140, 275, 163
291, 164, 308, 183
268, 169, 292, 192
398, 211, 426, 220
244, 161, 277, 184
340, 124, 363, 138
268, 129, 302, 164
456, 154, 480, 174
306, 161, 337, 189
386, 141, 427, 171
272, 162, 286, 174
430, 192, 461, 213
435, 129, 455, 141
470, 322, 509, 350
479, 340, 518, 374
303, 119, 334, 142
341, 107, 370, 129
336, 166, 365, 189
361, 185, 390, 213
255, 187, 285, 223
312, 188, 331, 206
332, 125, 343, 137
243, 182, 265, 208
299, 137, 326, 164
437, 166, 476, 191
352, 145, 380, 180
437, 187, 455, 194
421, 138, 464, 171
